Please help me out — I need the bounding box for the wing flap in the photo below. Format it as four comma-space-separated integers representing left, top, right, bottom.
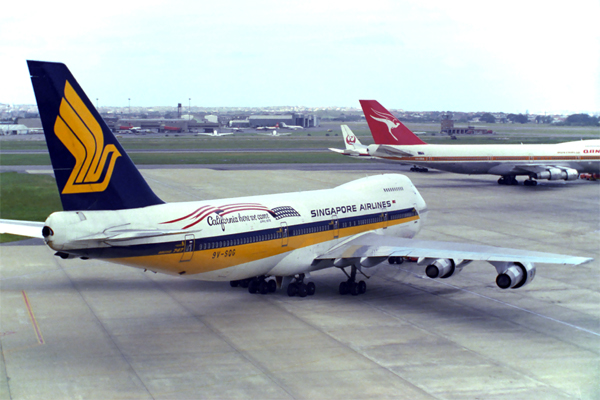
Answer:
369, 145, 414, 158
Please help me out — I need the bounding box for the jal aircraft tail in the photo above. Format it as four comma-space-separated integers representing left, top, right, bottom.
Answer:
341, 125, 367, 152
359, 100, 427, 146
329, 125, 370, 156
27, 61, 164, 211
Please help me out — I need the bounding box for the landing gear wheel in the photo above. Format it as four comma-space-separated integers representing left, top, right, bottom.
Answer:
498, 176, 518, 185
350, 281, 360, 296
524, 179, 538, 186
297, 283, 308, 298
240, 279, 250, 288
287, 283, 298, 297
306, 282, 316, 296
339, 281, 348, 295
248, 279, 259, 294
268, 279, 277, 293
259, 280, 269, 295
230, 280, 239, 288
357, 280, 367, 294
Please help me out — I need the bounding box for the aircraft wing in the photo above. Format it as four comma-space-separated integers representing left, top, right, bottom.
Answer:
0, 219, 45, 238
369, 145, 414, 158
315, 232, 591, 266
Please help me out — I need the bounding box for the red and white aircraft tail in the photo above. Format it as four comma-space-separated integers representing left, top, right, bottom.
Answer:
359, 100, 426, 146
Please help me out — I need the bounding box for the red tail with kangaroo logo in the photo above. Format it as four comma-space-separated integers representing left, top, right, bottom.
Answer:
359, 100, 427, 146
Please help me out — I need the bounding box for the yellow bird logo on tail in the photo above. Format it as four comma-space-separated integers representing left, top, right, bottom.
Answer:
54, 80, 121, 194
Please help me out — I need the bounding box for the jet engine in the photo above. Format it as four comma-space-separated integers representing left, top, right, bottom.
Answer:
420, 258, 471, 279
425, 259, 455, 278
532, 167, 579, 181
495, 262, 536, 289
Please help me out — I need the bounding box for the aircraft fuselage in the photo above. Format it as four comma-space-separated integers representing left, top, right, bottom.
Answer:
370, 140, 600, 176
43, 174, 427, 281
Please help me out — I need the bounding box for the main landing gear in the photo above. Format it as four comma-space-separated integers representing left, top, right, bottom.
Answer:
497, 176, 518, 185
410, 166, 429, 172
338, 265, 367, 296
498, 176, 539, 186
287, 273, 316, 298
230, 276, 277, 295
523, 178, 538, 186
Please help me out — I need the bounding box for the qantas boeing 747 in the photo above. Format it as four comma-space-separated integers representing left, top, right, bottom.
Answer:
352, 100, 600, 186
0, 62, 591, 297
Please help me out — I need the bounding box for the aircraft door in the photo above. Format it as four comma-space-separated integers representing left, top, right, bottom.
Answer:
383, 211, 389, 229
280, 222, 288, 247
332, 217, 339, 239
180, 234, 195, 262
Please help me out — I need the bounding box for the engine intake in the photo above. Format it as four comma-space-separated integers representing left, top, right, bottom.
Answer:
495, 262, 536, 289
425, 259, 455, 278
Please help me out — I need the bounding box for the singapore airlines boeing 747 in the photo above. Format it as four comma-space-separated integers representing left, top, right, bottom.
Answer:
0, 62, 591, 298
357, 100, 600, 186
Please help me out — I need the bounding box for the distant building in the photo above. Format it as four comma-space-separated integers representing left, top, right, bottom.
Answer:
16, 118, 42, 129
246, 113, 318, 128
440, 113, 492, 134
114, 118, 218, 133
0, 124, 29, 135
441, 114, 454, 132
229, 119, 251, 128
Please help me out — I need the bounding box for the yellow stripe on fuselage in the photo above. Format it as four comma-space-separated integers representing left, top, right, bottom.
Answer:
110, 214, 419, 276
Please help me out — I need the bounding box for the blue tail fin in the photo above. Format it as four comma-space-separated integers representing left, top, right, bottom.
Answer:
27, 60, 164, 211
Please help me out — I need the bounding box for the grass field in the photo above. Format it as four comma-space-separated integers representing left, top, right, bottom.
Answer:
1, 122, 598, 153
0, 152, 367, 166
0, 172, 62, 243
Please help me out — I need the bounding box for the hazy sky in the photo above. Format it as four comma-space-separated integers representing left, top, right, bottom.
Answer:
1, 0, 598, 113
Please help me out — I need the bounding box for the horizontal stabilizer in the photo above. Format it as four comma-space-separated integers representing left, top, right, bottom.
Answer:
76, 228, 202, 243
0, 219, 45, 238
328, 148, 367, 157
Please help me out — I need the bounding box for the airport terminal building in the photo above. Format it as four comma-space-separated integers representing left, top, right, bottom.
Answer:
230, 113, 319, 128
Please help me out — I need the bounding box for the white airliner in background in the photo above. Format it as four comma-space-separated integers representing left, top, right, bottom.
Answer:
359, 100, 600, 186
257, 129, 291, 137
197, 129, 234, 137
280, 122, 304, 130
329, 125, 371, 157
0, 61, 591, 299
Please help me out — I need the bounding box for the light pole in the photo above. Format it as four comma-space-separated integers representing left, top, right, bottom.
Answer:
188, 98, 191, 119
128, 98, 131, 116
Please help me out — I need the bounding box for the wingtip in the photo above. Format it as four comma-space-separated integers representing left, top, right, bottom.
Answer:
574, 257, 594, 266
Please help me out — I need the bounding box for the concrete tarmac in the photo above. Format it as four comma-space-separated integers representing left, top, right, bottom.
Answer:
1, 167, 599, 400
